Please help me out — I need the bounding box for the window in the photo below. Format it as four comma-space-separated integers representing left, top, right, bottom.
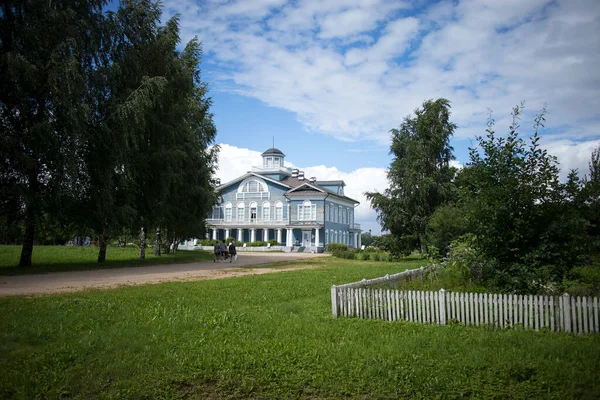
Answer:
326, 204, 329, 221
298, 200, 316, 221
250, 202, 257, 221
237, 202, 244, 221
275, 201, 283, 221
342, 208, 346, 224
325, 230, 329, 244
225, 203, 232, 222
338, 206, 341, 222
273, 157, 280, 167
262, 201, 270, 221
241, 179, 266, 193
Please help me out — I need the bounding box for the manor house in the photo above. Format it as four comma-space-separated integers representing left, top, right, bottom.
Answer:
207, 147, 361, 252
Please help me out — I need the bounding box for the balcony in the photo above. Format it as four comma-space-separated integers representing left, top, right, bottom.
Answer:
206, 218, 288, 227
251, 165, 292, 174
350, 223, 361, 231
235, 192, 270, 200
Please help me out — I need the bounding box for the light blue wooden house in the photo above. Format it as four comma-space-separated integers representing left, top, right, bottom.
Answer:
207, 147, 361, 252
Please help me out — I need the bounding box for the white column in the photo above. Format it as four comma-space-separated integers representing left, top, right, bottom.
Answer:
287, 228, 292, 246
212, 228, 217, 240
237, 229, 243, 242
315, 228, 320, 248
250, 229, 256, 243
277, 229, 282, 244
225, 229, 230, 240
263, 228, 269, 242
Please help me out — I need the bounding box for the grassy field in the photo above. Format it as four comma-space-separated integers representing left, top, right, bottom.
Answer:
0, 245, 213, 275
1, 257, 599, 399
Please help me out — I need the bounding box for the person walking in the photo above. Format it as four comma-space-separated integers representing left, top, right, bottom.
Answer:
219, 241, 228, 263
228, 242, 237, 263
213, 241, 221, 262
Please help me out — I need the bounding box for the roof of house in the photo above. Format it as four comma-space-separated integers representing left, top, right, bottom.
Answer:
315, 180, 345, 186
261, 147, 285, 156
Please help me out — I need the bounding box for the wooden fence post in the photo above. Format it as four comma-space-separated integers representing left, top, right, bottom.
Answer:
331, 285, 338, 317
439, 289, 447, 325
563, 293, 571, 333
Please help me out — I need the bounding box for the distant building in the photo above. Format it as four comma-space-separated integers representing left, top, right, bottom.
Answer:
207, 147, 361, 252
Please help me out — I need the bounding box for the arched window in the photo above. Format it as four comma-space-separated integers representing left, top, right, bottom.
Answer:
275, 201, 283, 221
237, 177, 269, 200
237, 202, 244, 221
249, 201, 257, 221
262, 201, 271, 221
225, 202, 232, 222
298, 200, 316, 221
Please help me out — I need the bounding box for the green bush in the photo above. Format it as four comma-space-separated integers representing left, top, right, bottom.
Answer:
200, 239, 218, 246
332, 249, 355, 260
267, 239, 281, 246
246, 241, 268, 247
363, 245, 377, 253
327, 242, 348, 252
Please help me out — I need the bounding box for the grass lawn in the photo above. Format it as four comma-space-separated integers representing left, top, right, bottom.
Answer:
1, 257, 599, 399
0, 245, 213, 275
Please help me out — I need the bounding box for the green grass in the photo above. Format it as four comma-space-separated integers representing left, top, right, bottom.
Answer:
1, 257, 599, 399
0, 245, 213, 275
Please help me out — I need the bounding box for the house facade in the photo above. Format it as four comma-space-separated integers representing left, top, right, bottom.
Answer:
206, 147, 361, 252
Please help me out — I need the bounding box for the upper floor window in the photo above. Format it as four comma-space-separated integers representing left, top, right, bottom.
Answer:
275, 201, 283, 221
237, 202, 244, 221
225, 202, 232, 222
298, 200, 316, 221
241, 180, 266, 193
326, 204, 329, 221
250, 201, 257, 221
262, 201, 271, 221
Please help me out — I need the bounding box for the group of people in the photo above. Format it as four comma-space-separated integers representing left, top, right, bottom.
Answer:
213, 241, 237, 263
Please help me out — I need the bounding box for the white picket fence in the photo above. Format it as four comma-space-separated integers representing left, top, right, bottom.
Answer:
331, 278, 600, 335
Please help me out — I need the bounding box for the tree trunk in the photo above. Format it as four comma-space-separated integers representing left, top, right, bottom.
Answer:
97, 230, 110, 263
154, 227, 161, 257
139, 226, 147, 260
19, 214, 35, 267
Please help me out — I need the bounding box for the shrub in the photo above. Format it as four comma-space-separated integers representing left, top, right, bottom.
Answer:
200, 239, 218, 246
332, 249, 355, 260
246, 241, 268, 247
328, 242, 348, 252
267, 239, 281, 246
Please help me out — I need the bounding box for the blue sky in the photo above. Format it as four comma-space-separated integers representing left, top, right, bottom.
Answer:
157, 0, 600, 234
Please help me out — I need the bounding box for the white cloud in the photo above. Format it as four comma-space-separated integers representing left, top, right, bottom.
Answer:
542, 138, 600, 180
214, 145, 388, 233
163, 0, 599, 146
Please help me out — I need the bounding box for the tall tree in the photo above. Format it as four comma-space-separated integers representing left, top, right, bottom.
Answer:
461, 105, 586, 291
84, 0, 164, 263
0, 0, 107, 266
366, 98, 457, 255
117, 14, 218, 259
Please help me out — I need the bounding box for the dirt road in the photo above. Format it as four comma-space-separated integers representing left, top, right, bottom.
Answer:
0, 252, 328, 297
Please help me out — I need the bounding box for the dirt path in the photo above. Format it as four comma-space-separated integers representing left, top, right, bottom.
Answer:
0, 252, 328, 297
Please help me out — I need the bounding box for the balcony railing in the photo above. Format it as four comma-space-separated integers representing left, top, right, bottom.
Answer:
206, 218, 287, 226
235, 192, 270, 200
251, 166, 292, 174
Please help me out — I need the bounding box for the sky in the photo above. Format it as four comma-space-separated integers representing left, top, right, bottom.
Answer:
159, 0, 600, 234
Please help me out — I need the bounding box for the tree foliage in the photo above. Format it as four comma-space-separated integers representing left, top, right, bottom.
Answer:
0, 0, 218, 265
366, 98, 457, 255
457, 105, 587, 291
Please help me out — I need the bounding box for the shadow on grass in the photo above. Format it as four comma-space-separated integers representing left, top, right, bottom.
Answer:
0, 249, 214, 276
